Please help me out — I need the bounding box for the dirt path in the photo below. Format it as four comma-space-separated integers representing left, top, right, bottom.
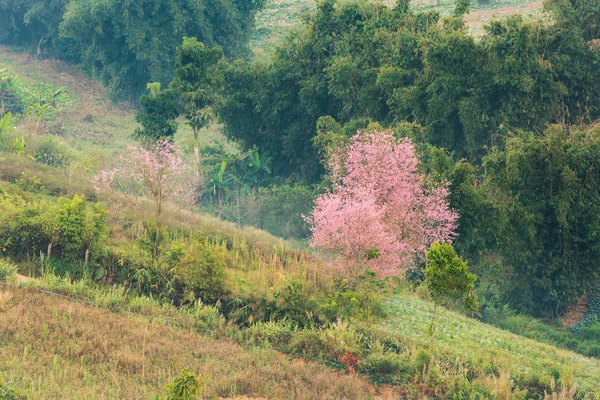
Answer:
15, 274, 31, 284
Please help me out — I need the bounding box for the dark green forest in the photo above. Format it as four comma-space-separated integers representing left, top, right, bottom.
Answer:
0, 0, 264, 98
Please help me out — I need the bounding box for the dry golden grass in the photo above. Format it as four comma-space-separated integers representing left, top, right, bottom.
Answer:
0, 287, 375, 399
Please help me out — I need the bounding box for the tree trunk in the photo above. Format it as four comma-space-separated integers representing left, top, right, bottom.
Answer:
153, 196, 162, 261
193, 125, 200, 181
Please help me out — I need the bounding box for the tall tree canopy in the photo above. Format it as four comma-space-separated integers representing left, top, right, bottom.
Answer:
0, 0, 263, 98
219, 0, 600, 182
484, 125, 600, 316
170, 37, 224, 177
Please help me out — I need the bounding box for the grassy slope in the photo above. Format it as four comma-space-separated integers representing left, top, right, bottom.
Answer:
380, 294, 600, 394
0, 286, 374, 399
251, 0, 544, 49
0, 46, 233, 167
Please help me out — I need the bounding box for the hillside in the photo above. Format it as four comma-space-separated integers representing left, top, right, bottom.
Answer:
251, 0, 544, 49
2, 273, 600, 398
0, 285, 374, 399
2, 1, 600, 396
381, 295, 600, 394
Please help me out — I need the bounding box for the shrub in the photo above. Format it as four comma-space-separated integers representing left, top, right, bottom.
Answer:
358, 352, 411, 384
226, 279, 320, 328
0, 194, 107, 273
578, 341, 600, 358
320, 289, 384, 322
289, 329, 341, 361
0, 260, 18, 282
577, 322, 600, 342
56, 195, 107, 263
244, 320, 296, 349
424, 242, 478, 345
31, 136, 73, 168
173, 240, 227, 304
162, 370, 204, 400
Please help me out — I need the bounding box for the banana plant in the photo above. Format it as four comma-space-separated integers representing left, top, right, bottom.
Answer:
0, 112, 12, 133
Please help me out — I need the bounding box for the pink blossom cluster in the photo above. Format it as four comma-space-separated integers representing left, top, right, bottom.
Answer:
307, 130, 458, 277
94, 140, 197, 209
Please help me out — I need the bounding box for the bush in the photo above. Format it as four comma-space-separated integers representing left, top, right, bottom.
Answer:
577, 322, 600, 342
289, 329, 341, 361
31, 136, 73, 168
244, 321, 296, 349
320, 289, 384, 322
0, 259, 18, 282
173, 240, 228, 304
0, 194, 107, 273
162, 370, 204, 400
578, 341, 600, 358
358, 352, 412, 384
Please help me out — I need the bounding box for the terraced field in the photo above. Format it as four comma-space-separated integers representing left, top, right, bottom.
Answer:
380, 294, 600, 395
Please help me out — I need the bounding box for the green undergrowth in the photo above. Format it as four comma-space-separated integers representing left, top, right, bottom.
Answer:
2, 265, 599, 399
490, 312, 600, 359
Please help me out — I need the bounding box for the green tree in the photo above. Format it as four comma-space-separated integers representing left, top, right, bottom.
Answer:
134, 83, 180, 143
0, 0, 262, 98
454, 0, 471, 17
0, 0, 69, 57
424, 242, 478, 344
170, 37, 224, 178
484, 124, 600, 316
162, 370, 204, 400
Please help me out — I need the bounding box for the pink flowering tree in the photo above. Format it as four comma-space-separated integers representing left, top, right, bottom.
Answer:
306, 129, 458, 277
94, 140, 197, 258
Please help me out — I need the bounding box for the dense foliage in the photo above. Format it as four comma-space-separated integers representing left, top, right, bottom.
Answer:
213, 0, 600, 317
0, 0, 263, 98
2, 0, 600, 324
219, 0, 600, 181
483, 125, 600, 316
0, 194, 107, 275
134, 83, 180, 143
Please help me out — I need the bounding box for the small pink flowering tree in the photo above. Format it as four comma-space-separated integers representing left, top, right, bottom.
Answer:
306, 129, 458, 277
94, 140, 197, 258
